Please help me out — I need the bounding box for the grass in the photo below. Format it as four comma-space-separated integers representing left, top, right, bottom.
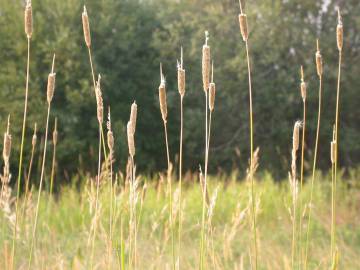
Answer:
1, 170, 360, 269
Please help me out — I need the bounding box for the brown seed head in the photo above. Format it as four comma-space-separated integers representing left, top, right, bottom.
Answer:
32, 123, 37, 147
202, 31, 211, 92
315, 40, 323, 77
300, 66, 307, 101
209, 83, 216, 111
293, 121, 301, 152
47, 54, 56, 104
3, 117, 11, 163
336, 9, 343, 51
177, 47, 185, 96
239, 13, 248, 41
95, 75, 103, 124
47, 73, 56, 104
82, 6, 91, 48
331, 140, 336, 164
25, 0, 33, 39
127, 121, 135, 157
106, 108, 114, 152
130, 101, 137, 134
159, 64, 167, 122
209, 62, 215, 111
53, 118, 58, 146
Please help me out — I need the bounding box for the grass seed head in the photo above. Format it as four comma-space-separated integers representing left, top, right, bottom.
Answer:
159, 64, 167, 122
47, 54, 56, 104
337, 8, 343, 51
130, 101, 137, 133
25, 0, 33, 38
127, 121, 135, 157
293, 121, 301, 152
177, 47, 185, 96
107, 108, 114, 152
32, 123, 37, 147
53, 118, 58, 146
209, 62, 216, 111
202, 31, 211, 92
239, 13, 248, 41
95, 74, 103, 124
300, 66, 307, 101
331, 140, 336, 164
82, 6, 91, 48
315, 40, 323, 77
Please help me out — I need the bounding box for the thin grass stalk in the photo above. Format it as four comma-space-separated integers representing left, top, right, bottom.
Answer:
49, 118, 58, 200
83, 6, 108, 163
106, 108, 115, 269
199, 91, 208, 270
238, 2, 258, 267
177, 47, 185, 267
304, 40, 323, 269
298, 66, 307, 268
20, 123, 37, 225
200, 31, 210, 270
120, 218, 125, 270
332, 8, 343, 260
90, 75, 103, 270
27, 54, 56, 270
11, 26, 32, 268
291, 121, 300, 270
159, 64, 175, 270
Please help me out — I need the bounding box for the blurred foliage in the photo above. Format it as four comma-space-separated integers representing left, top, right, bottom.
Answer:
0, 0, 359, 185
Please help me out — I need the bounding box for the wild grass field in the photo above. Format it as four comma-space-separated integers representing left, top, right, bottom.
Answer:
1, 171, 360, 269
0, 0, 359, 270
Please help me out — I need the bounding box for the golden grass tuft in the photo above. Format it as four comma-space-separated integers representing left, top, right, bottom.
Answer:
82, 6, 91, 48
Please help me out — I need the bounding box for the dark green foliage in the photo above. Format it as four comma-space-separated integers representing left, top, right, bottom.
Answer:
0, 0, 359, 185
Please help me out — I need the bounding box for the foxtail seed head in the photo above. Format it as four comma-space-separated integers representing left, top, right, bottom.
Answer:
209, 62, 216, 111
47, 54, 56, 104
293, 121, 301, 152
3, 117, 11, 163
107, 109, 114, 152
127, 121, 135, 157
130, 101, 137, 134
315, 40, 323, 77
177, 47, 185, 97
331, 140, 336, 164
336, 9, 343, 51
202, 31, 210, 92
25, 0, 33, 38
239, 13, 248, 41
32, 123, 37, 147
95, 75, 103, 124
159, 64, 167, 122
82, 6, 91, 48
300, 66, 307, 101
53, 118, 58, 146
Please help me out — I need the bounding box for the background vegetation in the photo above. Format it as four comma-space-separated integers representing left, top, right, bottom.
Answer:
0, 0, 359, 185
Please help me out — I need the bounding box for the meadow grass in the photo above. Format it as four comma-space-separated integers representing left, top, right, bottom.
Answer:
1, 171, 359, 269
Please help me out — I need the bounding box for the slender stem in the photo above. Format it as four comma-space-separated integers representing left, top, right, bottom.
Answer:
200, 92, 208, 270
20, 140, 36, 226
90, 125, 102, 270
132, 155, 137, 269
304, 76, 322, 269
331, 161, 335, 260
245, 40, 257, 270
291, 180, 297, 270
49, 136, 57, 200
299, 99, 306, 267
332, 50, 342, 260
163, 121, 175, 270
108, 151, 113, 269
27, 104, 51, 269
178, 96, 184, 267
11, 37, 31, 267
87, 47, 108, 161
